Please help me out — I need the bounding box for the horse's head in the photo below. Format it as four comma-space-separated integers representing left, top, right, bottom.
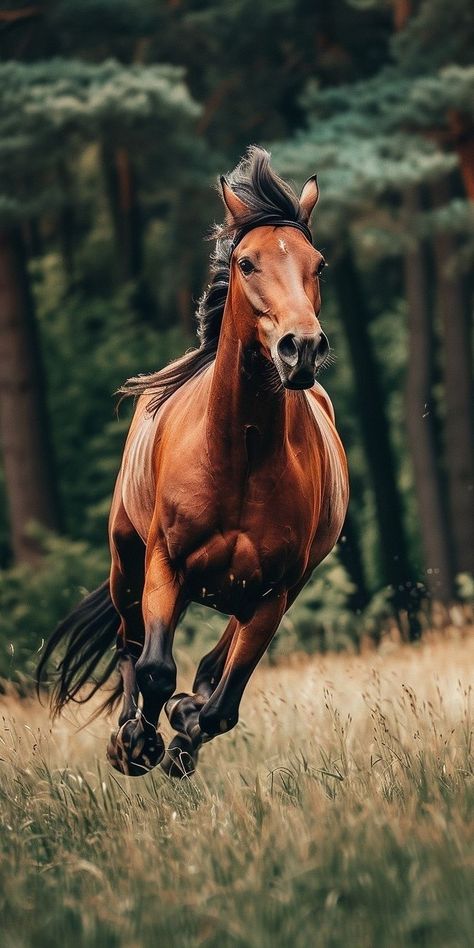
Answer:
220, 170, 329, 390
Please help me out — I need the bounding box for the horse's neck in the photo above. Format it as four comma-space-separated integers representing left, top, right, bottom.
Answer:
206, 306, 288, 474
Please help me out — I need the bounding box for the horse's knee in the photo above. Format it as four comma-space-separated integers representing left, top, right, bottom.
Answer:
192, 668, 215, 700
136, 659, 176, 703
199, 704, 239, 738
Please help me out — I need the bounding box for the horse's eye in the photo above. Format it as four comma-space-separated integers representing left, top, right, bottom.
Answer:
238, 258, 255, 275
316, 258, 327, 276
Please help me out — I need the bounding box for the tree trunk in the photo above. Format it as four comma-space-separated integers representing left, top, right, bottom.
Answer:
337, 508, 370, 612
102, 144, 143, 282
0, 227, 60, 563
332, 242, 420, 634
403, 186, 456, 601
449, 112, 474, 202
431, 177, 474, 577
22, 218, 43, 259
393, 0, 412, 31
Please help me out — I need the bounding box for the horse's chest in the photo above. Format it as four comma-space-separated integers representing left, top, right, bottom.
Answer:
183, 524, 302, 619
164, 462, 315, 614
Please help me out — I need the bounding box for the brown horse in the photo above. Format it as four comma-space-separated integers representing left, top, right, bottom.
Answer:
38, 147, 349, 777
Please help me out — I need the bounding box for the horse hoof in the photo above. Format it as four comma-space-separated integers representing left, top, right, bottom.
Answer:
160, 734, 198, 779
106, 720, 165, 777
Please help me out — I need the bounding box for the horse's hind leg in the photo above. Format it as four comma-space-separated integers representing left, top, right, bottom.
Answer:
111, 540, 144, 729
161, 617, 238, 777
106, 502, 164, 776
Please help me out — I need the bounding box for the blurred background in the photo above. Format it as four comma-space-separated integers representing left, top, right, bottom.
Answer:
0, 0, 473, 680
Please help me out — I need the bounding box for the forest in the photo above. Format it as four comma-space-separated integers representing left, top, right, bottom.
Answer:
0, 0, 473, 683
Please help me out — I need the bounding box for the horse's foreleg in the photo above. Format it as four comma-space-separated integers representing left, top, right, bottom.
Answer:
164, 595, 286, 776
109, 545, 181, 777
192, 617, 238, 699
161, 617, 238, 777
116, 544, 181, 771
197, 594, 286, 741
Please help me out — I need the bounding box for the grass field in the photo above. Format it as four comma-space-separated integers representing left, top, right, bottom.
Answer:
0, 630, 473, 948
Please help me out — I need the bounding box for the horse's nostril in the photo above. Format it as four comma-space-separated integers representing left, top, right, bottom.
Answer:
315, 332, 330, 365
277, 333, 299, 367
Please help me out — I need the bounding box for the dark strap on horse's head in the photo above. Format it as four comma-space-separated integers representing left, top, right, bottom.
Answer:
229, 218, 313, 256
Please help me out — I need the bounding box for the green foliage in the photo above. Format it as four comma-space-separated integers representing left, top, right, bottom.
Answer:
273, 60, 472, 243
276, 553, 359, 654
0, 530, 108, 685
273, 5, 474, 240
50, 0, 160, 43
392, 0, 473, 71
0, 58, 200, 223
32, 259, 188, 541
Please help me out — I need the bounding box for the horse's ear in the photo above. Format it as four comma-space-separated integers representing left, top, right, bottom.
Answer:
299, 174, 319, 223
220, 176, 250, 225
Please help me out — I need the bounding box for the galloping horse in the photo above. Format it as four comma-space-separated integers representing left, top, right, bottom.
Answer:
38, 147, 349, 777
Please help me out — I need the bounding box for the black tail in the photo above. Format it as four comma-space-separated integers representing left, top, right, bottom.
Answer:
37, 580, 122, 718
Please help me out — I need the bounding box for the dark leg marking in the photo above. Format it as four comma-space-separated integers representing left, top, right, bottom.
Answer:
107, 511, 167, 777
161, 618, 238, 777
118, 651, 139, 726
197, 596, 286, 742
135, 619, 177, 726
107, 620, 177, 777
192, 617, 238, 699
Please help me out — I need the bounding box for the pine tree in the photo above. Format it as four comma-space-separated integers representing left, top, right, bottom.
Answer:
402, 185, 455, 601
273, 0, 474, 612
0, 57, 199, 562
0, 225, 60, 563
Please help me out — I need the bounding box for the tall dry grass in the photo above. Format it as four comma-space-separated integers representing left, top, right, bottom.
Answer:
0, 631, 473, 947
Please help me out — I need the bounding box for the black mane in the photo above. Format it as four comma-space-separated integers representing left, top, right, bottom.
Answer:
119, 146, 308, 414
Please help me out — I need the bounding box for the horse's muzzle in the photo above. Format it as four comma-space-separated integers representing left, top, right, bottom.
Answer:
276, 331, 329, 389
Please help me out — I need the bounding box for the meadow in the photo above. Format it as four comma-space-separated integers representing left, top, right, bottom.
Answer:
0, 629, 472, 948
